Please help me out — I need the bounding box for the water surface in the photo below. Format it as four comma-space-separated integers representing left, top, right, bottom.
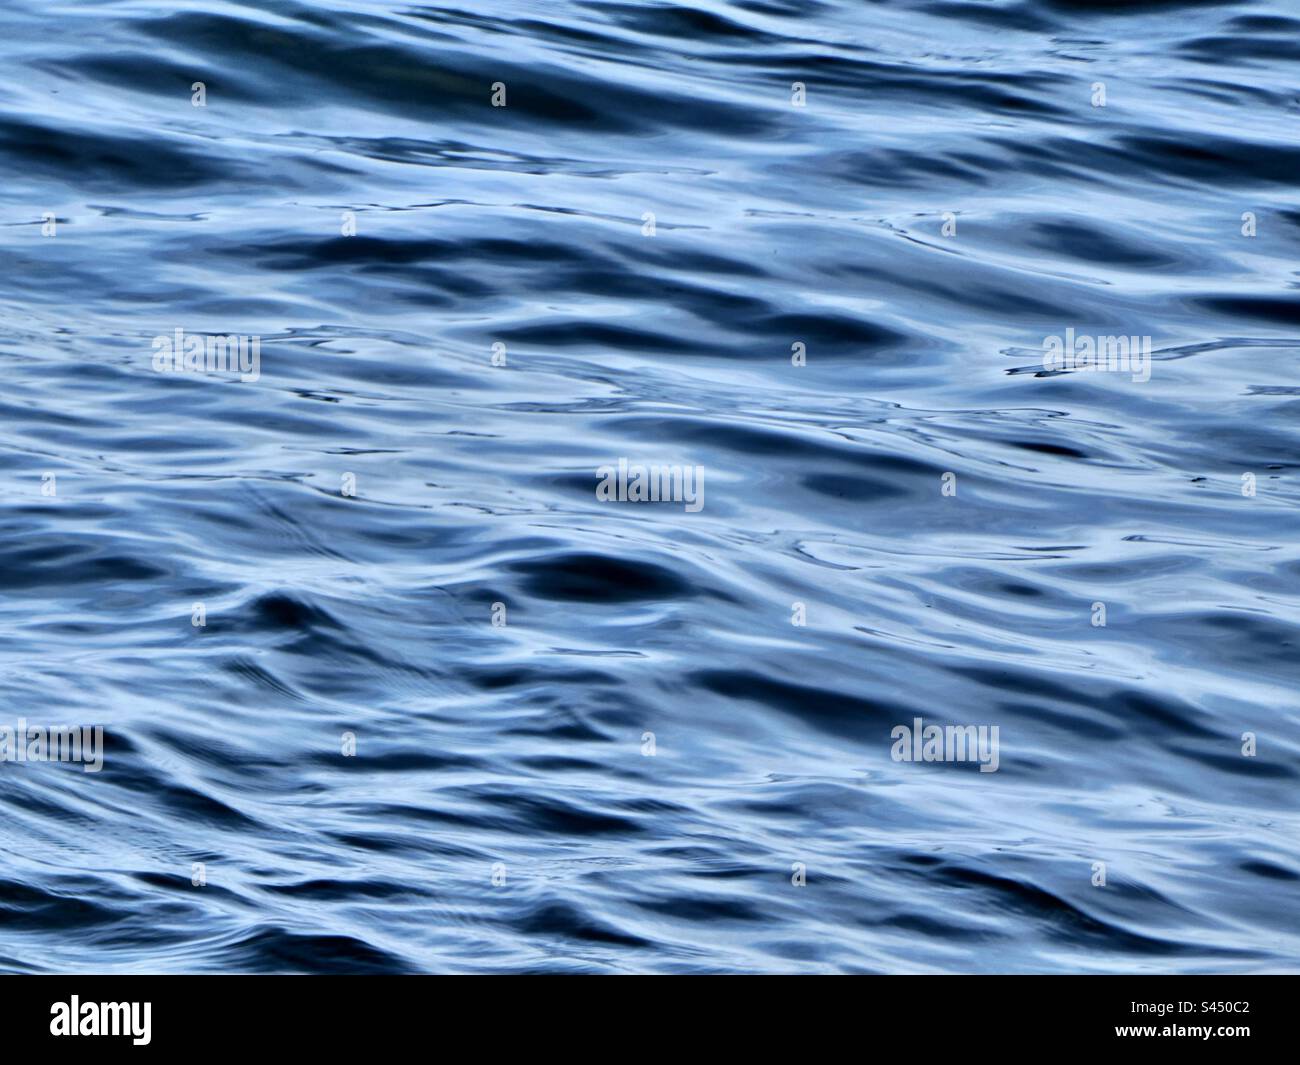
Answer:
1, 0, 1298, 973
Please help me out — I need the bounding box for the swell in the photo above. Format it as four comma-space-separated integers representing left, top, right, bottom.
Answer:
0, 0, 1298, 975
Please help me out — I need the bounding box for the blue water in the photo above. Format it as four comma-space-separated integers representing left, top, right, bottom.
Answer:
1, 0, 1298, 974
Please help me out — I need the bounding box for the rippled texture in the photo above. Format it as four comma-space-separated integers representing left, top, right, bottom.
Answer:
2, 0, 1299, 974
